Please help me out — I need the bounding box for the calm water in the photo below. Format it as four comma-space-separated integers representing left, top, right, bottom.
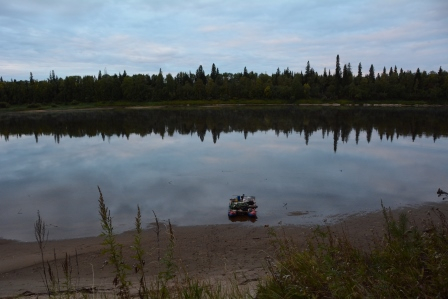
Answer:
1, 107, 447, 241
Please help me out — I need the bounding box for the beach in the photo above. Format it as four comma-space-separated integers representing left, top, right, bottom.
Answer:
1, 201, 446, 298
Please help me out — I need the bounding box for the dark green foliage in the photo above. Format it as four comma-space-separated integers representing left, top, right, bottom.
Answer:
210, 63, 217, 81
27, 103, 41, 109
369, 64, 375, 83
257, 204, 448, 298
0, 59, 446, 107
0, 102, 10, 108
335, 55, 341, 82
195, 65, 206, 85
98, 186, 131, 298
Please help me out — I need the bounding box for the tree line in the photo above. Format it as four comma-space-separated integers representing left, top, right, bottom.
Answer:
0, 55, 447, 105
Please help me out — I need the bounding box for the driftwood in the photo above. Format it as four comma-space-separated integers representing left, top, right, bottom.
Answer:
437, 188, 448, 200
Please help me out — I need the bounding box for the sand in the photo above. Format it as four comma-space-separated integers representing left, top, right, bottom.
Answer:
1, 202, 447, 298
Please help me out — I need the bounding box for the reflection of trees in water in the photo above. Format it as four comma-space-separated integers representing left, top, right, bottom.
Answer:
0, 106, 447, 152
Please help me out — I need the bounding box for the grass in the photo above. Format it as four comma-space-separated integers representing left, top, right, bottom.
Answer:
1, 98, 442, 113
32, 192, 448, 298
256, 202, 448, 298
32, 187, 254, 299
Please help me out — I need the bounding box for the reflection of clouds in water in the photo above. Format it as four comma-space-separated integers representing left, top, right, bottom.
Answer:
1, 129, 447, 241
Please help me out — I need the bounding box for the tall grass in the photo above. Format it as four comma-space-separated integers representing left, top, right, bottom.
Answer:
257, 203, 448, 298
33, 188, 254, 298
98, 186, 131, 298
33, 189, 447, 298
96, 187, 256, 298
34, 210, 51, 296
133, 205, 148, 297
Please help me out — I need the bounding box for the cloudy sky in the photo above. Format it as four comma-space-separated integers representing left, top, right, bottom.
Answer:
1, 0, 447, 81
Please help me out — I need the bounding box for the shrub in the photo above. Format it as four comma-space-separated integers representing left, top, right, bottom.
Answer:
257, 204, 448, 298
27, 103, 41, 109
0, 102, 10, 108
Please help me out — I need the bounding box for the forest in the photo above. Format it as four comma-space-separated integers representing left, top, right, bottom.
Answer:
0, 55, 447, 106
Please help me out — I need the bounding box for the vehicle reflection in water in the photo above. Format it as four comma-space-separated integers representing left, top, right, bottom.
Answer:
228, 216, 257, 223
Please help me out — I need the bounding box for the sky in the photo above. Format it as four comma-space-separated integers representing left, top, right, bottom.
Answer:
1, 0, 447, 81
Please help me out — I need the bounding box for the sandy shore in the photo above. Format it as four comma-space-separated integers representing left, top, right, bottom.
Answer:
1, 201, 447, 298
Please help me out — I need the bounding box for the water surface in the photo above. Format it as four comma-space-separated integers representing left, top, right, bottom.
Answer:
1, 106, 447, 241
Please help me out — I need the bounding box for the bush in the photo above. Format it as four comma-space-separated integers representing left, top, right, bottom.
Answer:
0, 102, 10, 108
27, 103, 41, 109
257, 204, 448, 298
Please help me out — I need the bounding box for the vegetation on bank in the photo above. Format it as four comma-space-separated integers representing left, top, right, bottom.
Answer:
31, 189, 448, 298
0, 98, 438, 113
1, 55, 447, 110
258, 203, 448, 298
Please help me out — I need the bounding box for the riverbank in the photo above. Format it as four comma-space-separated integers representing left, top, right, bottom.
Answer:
0, 98, 445, 114
1, 201, 446, 298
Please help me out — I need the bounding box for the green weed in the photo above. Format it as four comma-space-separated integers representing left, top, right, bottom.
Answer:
98, 186, 132, 298
257, 203, 448, 298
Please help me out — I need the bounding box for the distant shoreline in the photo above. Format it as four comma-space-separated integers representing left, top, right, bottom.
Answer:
1, 101, 447, 114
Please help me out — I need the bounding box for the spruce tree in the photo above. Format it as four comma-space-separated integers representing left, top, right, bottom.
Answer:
211, 63, 217, 81
369, 64, 375, 82
414, 68, 421, 88
305, 61, 311, 83
342, 64, 348, 85
335, 55, 341, 82
195, 65, 206, 84
335, 55, 341, 97
156, 68, 164, 87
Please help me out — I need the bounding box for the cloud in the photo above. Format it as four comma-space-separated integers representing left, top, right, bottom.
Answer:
0, 0, 446, 80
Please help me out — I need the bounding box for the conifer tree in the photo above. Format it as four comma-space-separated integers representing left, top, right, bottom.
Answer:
156, 68, 164, 87
342, 64, 348, 84
195, 65, 206, 84
335, 55, 342, 97
304, 61, 311, 83
335, 55, 341, 82
210, 63, 217, 81
414, 68, 421, 89
369, 64, 375, 82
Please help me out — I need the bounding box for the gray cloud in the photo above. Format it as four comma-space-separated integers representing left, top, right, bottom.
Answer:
0, 0, 446, 80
